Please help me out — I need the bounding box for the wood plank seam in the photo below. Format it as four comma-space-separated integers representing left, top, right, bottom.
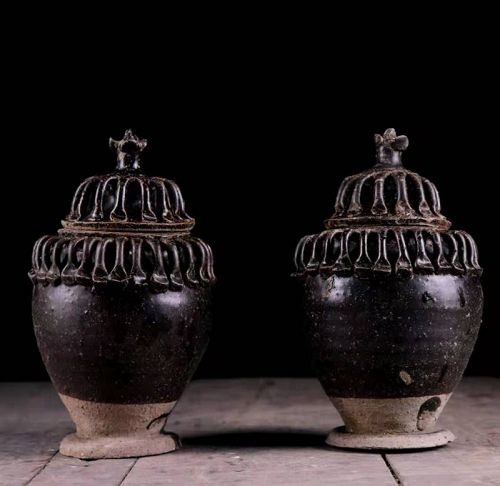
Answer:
119, 458, 138, 485
25, 449, 59, 485
382, 454, 403, 485
1, 378, 498, 485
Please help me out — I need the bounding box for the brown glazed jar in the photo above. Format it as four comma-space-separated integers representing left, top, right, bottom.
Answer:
29, 130, 215, 459
293, 129, 483, 450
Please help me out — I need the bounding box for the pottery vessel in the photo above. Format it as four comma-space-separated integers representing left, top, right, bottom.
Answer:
29, 130, 215, 459
293, 129, 483, 450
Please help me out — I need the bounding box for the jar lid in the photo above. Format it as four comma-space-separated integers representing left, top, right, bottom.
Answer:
61, 129, 194, 236
294, 129, 481, 278
30, 130, 215, 291
325, 128, 451, 230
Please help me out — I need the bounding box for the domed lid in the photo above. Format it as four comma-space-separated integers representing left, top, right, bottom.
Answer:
325, 128, 451, 230
61, 129, 194, 235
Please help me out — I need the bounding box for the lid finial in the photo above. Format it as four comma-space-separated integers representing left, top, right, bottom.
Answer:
374, 128, 408, 167
110, 129, 147, 171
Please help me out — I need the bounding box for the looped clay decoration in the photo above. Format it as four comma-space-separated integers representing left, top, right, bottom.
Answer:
30, 130, 215, 459
293, 129, 483, 449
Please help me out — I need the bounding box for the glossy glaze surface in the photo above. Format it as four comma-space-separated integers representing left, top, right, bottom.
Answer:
301, 274, 483, 398
33, 284, 211, 403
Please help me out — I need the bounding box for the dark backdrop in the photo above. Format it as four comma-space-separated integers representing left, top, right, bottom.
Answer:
2, 51, 498, 380
4, 120, 498, 381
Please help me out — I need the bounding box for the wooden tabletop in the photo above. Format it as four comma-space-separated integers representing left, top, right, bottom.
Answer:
0, 378, 499, 485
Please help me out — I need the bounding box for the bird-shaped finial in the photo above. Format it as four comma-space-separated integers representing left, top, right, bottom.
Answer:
374, 128, 409, 167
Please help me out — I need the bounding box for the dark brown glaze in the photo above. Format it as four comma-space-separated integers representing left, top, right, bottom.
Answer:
294, 228, 481, 278
62, 130, 195, 234
325, 128, 450, 230
30, 130, 215, 406
293, 128, 483, 401
64, 173, 194, 234
29, 235, 214, 291
33, 284, 211, 403
302, 274, 482, 398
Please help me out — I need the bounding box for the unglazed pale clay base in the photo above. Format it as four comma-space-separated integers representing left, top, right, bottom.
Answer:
327, 394, 454, 450
60, 431, 180, 459
59, 394, 178, 459
326, 426, 455, 450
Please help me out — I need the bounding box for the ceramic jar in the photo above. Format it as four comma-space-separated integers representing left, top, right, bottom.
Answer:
29, 130, 215, 459
293, 129, 483, 449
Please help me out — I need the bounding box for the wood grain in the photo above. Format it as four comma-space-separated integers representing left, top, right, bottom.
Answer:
0, 378, 498, 485
385, 377, 500, 485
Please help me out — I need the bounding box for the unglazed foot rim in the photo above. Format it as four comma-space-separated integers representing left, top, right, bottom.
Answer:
60, 431, 180, 459
326, 426, 455, 450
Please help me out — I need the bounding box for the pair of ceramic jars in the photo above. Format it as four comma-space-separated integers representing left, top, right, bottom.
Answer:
30, 129, 483, 458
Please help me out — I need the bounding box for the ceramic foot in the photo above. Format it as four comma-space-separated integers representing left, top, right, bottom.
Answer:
326, 426, 455, 450
60, 431, 180, 459
58, 394, 179, 459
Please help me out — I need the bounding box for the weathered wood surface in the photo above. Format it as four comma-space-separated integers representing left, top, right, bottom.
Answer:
386, 377, 500, 485
0, 378, 498, 485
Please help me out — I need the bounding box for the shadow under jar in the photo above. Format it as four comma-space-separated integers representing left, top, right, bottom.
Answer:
29, 130, 215, 459
293, 129, 483, 450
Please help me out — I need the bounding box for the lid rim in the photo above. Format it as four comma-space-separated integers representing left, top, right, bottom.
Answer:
61, 219, 195, 235
325, 217, 451, 230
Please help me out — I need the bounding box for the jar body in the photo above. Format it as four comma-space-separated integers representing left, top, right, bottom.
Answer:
32, 283, 211, 458
293, 128, 483, 449
28, 129, 216, 458
300, 273, 483, 436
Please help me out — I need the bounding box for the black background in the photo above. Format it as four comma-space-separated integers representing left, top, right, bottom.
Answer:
2, 41, 499, 381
